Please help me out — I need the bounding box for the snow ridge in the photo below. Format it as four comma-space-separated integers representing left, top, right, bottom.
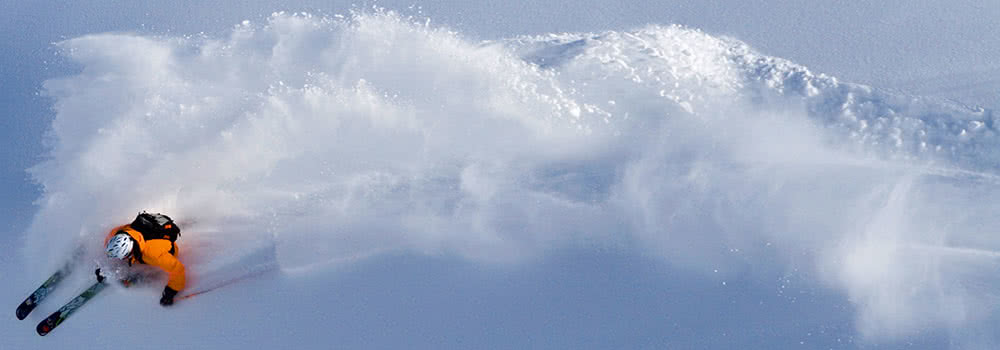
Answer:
509, 25, 999, 171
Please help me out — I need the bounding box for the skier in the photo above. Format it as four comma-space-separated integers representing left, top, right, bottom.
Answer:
100, 212, 185, 306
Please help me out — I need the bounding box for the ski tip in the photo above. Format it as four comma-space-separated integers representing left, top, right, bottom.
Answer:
36, 324, 51, 336
16, 303, 32, 320
36, 313, 60, 336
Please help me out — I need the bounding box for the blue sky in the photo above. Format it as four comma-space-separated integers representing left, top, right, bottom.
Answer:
3, 2, 999, 349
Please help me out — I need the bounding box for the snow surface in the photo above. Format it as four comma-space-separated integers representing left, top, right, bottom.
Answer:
5, 9, 1000, 349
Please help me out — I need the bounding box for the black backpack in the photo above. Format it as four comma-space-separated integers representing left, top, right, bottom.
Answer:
130, 212, 181, 242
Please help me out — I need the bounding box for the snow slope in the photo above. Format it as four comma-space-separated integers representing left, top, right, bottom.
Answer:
6, 11, 1000, 348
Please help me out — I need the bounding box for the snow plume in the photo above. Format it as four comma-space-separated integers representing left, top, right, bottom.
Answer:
25, 10, 1000, 343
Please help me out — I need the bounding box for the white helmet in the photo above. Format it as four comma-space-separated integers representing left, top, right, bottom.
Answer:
106, 233, 135, 259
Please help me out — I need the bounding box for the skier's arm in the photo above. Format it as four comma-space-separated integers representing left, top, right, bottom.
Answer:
144, 241, 186, 292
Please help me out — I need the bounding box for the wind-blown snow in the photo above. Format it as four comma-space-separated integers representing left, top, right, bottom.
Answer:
14, 10, 1000, 347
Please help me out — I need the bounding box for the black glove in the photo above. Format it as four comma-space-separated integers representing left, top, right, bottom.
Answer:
95, 268, 106, 283
160, 286, 178, 307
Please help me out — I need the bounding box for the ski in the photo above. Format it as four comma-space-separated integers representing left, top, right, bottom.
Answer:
36, 281, 106, 336
15, 261, 76, 320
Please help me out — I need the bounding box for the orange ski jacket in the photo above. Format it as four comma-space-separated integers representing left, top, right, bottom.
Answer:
105, 225, 186, 291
